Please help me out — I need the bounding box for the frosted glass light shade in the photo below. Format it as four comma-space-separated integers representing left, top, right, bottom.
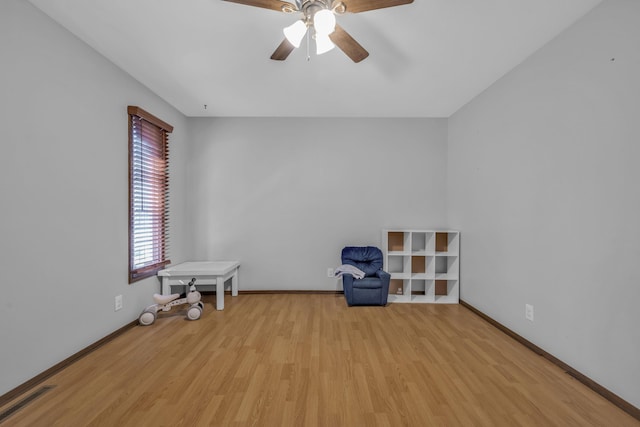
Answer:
315, 33, 335, 55
283, 20, 307, 48
313, 9, 336, 35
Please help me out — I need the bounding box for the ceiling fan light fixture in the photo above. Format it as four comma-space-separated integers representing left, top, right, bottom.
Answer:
315, 33, 335, 55
225, 0, 414, 63
283, 20, 307, 48
313, 9, 336, 35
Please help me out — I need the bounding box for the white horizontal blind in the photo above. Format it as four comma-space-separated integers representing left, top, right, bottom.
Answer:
128, 106, 172, 283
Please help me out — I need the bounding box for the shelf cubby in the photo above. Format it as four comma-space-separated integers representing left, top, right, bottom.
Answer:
411, 232, 427, 254
410, 279, 426, 301
435, 232, 448, 252
435, 257, 447, 275
411, 279, 426, 293
387, 255, 409, 274
435, 232, 459, 255
435, 280, 448, 296
389, 279, 405, 295
434, 280, 459, 303
412, 255, 425, 273
387, 278, 411, 303
388, 232, 404, 250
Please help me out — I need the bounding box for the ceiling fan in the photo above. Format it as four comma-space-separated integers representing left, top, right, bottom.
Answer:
223, 0, 414, 63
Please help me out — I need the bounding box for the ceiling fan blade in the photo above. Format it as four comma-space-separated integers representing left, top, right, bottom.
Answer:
270, 39, 296, 61
329, 25, 369, 63
222, 0, 294, 12
340, 0, 413, 13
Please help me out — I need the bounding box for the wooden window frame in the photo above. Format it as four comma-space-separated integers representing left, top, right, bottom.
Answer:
128, 106, 173, 283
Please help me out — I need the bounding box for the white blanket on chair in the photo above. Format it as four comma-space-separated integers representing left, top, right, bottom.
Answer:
334, 264, 365, 279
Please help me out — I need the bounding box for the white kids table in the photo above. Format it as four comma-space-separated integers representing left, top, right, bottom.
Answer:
158, 261, 240, 310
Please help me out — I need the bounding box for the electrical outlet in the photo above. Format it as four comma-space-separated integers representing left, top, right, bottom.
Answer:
115, 295, 123, 311
525, 304, 534, 322
327, 267, 334, 278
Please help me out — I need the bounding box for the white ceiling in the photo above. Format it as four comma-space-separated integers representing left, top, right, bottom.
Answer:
28, 0, 601, 118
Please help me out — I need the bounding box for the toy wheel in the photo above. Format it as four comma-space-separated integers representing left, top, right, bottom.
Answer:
187, 305, 202, 321
139, 310, 156, 326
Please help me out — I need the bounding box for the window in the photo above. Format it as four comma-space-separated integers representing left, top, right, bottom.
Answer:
128, 106, 173, 283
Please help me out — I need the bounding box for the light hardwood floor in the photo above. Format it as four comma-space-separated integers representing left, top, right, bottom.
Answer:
1, 294, 638, 426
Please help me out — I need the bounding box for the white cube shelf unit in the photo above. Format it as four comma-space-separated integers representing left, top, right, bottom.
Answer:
382, 229, 460, 304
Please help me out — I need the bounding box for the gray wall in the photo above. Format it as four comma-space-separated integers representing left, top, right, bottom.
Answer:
187, 117, 448, 290
0, 0, 190, 395
447, 0, 640, 408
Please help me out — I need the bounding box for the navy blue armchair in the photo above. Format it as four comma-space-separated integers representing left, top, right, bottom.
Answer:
341, 246, 390, 306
